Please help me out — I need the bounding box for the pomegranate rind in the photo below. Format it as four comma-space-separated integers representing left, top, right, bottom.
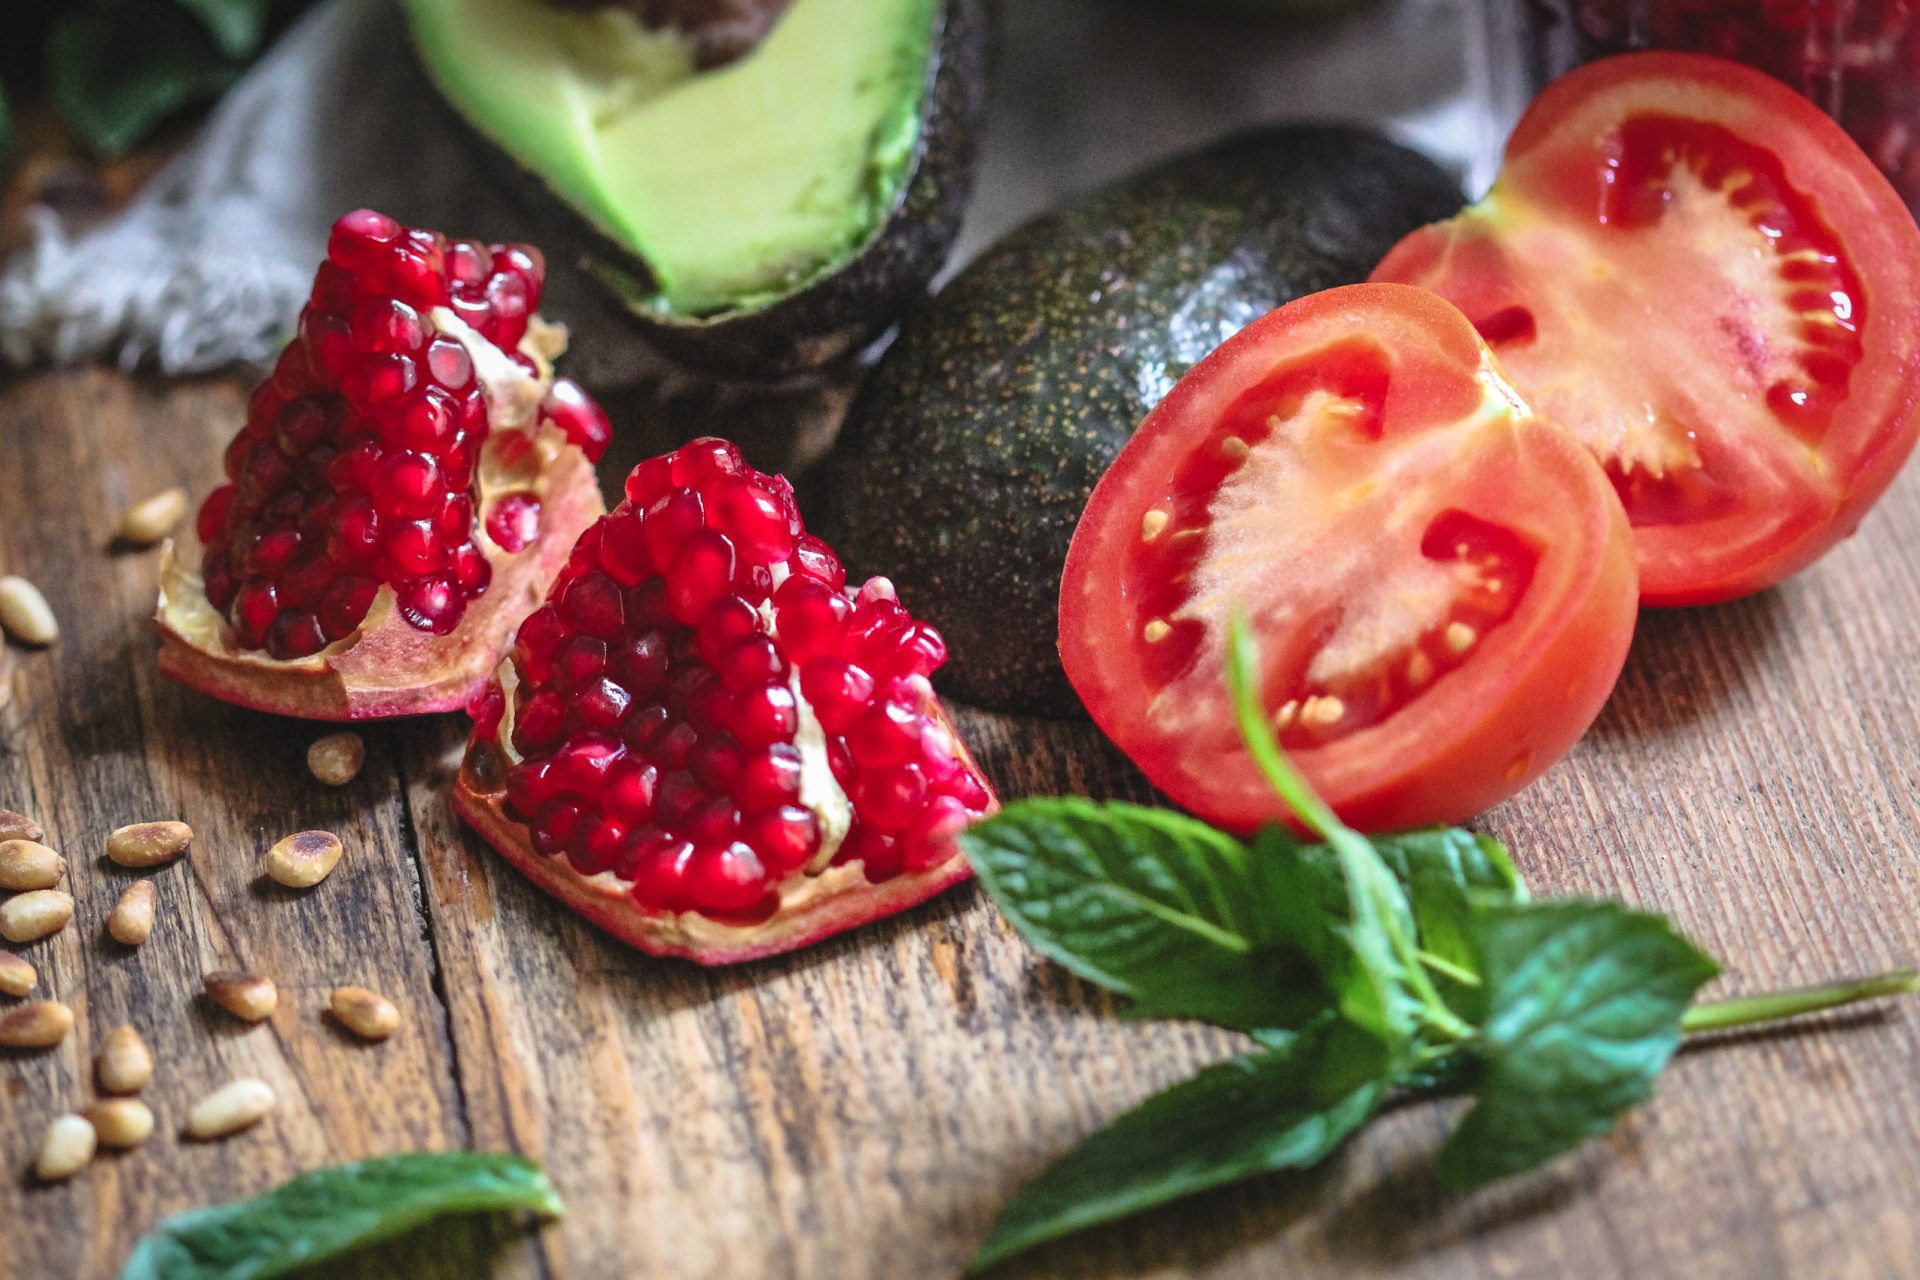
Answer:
156, 442, 604, 721
452, 701, 994, 964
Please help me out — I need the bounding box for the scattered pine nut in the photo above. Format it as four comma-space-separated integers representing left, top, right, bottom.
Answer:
0, 951, 35, 998
265, 830, 343, 889
114, 488, 189, 547
107, 880, 157, 946
35, 1114, 96, 1181
85, 1098, 155, 1150
97, 1026, 153, 1094
0, 1000, 73, 1049
105, 820, 192, 868
0, 889, 74, 943
204, 970, 277, 1022
0, 576, 57, 646
0, 839, 64, 890
185, 1078, 275, 1139
0, 808, 43, 843
306, 732, 365, 786
328, 987, 400, 1041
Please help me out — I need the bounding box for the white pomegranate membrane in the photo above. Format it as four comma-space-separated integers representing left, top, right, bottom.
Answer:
196, 209, 612, 660
466, 439, 995, 923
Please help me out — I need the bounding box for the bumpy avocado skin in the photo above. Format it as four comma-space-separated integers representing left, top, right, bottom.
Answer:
816, 127, 1464, 717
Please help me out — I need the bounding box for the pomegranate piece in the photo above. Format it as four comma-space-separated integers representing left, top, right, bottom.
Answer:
455, 438, 998, 964
156, 210, 610, 720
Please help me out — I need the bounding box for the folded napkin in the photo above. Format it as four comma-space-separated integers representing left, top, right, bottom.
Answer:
0, 0, 1520, 387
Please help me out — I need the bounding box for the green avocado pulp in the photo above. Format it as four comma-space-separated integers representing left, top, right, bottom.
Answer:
405, 0, 937, 317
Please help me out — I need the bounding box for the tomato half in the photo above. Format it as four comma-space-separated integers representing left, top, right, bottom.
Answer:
1058, 284, 1637, 833
1373, 52, 1920, 605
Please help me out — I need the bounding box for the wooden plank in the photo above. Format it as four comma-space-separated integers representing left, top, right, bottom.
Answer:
0, 371, 490, 1279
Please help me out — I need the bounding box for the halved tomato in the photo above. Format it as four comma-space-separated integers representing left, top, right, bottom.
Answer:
1058, 284, 1637, 833
1373, 52, 1920, 605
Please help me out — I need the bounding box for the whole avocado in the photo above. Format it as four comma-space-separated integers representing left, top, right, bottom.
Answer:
816, 126, 1463, 716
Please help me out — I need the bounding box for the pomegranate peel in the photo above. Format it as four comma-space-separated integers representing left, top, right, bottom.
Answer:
453, 438, 998, 963
157, 210, 611, 720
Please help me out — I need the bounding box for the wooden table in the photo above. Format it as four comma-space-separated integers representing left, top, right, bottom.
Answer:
1, 365, 1916, 1280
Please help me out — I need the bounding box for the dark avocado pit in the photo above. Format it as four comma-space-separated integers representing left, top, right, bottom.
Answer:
403, 0, 986, 379
815, 127, 1465, 717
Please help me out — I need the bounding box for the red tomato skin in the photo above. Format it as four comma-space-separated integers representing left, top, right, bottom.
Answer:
1059, 285, 1638, 834
1374, 52, 1920, 607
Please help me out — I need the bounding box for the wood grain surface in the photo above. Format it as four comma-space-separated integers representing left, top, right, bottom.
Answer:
1, 364, 1916, 1280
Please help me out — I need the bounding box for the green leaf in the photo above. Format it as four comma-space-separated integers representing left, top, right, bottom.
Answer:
50, 8, 244, 157
175, 0, 275, 59
117, 1152, 564, 1280
1437, 901, 1720, 1188
969, 1019, 1391, 1273
961, 799, 1329, 1032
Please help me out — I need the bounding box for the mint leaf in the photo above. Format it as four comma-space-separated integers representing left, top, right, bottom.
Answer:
969, 1019, 1391, 1273
1437, 901, 1720, 1188
118, 1152, 563, 1280
961, 799, 1328, 1032
50, 8, 243, 157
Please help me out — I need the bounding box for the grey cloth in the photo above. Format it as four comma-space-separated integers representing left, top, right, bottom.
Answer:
0, 0, 1516, 384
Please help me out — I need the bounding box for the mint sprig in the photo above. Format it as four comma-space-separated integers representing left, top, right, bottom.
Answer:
961, 614, 1917, 1271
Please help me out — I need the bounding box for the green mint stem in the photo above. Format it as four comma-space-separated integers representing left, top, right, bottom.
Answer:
1680, 968, 1918, 1034
1417, 949, 1482, 988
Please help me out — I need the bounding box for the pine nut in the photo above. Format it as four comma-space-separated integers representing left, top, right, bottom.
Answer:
0, 839, 63, 890
0, 1000, 73, 1048
0, 808, 44, 843
35, 1114, 96, 1181
0, 951, 35, 997
185, 1078, 274, 1139
0, 889, 73, 943
265, 830, 343, 889
114, 488, 189, 547
97, 1025, 153, 1094
204, 970, 277, 1022
105, 820, 192, 868
107, 880, 157, 946
85, 1098, 155, 1150
328, 987, 400, 1041
306, 732, 365, 786
0, 576, 57, 646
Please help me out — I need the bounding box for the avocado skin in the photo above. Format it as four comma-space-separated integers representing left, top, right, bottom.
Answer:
815, 127, 1464, 717
452, 0, 989, 382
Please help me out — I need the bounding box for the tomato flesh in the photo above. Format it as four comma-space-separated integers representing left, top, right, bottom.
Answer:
1060, 284, 1638, 833
1374, 52, 1920, 604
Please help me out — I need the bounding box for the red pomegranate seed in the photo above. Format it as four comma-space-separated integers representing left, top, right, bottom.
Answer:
541, 378, 612, 463
487, 492, 542, 553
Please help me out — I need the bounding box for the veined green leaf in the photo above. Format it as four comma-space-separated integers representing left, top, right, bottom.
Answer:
1437, 901, 1719, 1188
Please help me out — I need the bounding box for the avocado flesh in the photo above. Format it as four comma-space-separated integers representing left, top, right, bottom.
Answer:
405, 0, 935, 316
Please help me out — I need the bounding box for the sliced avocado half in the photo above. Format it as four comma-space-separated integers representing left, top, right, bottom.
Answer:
404, 0, 984, 376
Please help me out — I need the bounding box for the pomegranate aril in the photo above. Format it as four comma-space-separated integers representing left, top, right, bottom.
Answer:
369, 452, 444, 519
641, 491, 704, 566
542, 379, 611, 463
625, 457, 672, 507
735, 746, 803, 810
351, 299, 425, 354
685, 842, 770, 914
425, 336, 474, 390
774, 578, 851, 664
446, 240, 493, 287
711, 478, 795, 561
329, 210, 401, 269
729, 682, 797, 748
670, 439, 744, 488
383, 520, 447, 575
397, 577, 463, 634
855, 764, 927, 834
668, 530, 735, 623
847, 700, 922, 768
695, 595, 761, 667
571, 678, 633, 731
792, 534, 846, 589
562, 571, 627, 638
627, 834, 696, 907
513, 691, 567, 755
743, 806, 819, 873
690, 798, 740, 844
597, 512, 652, 587
487, 493, 541, 553
903, 795, 970, 872
689, 733, 744, 791
344, 353, 418, 405
611, 632, 671, 695
604, 761, 658, 821
318, 575, 378, 640
717, 637, 785, 693
800, 660, 875, 732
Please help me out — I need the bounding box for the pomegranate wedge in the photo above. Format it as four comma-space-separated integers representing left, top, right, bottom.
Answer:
455, 439, 998, 963
158, 210, 610, 720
